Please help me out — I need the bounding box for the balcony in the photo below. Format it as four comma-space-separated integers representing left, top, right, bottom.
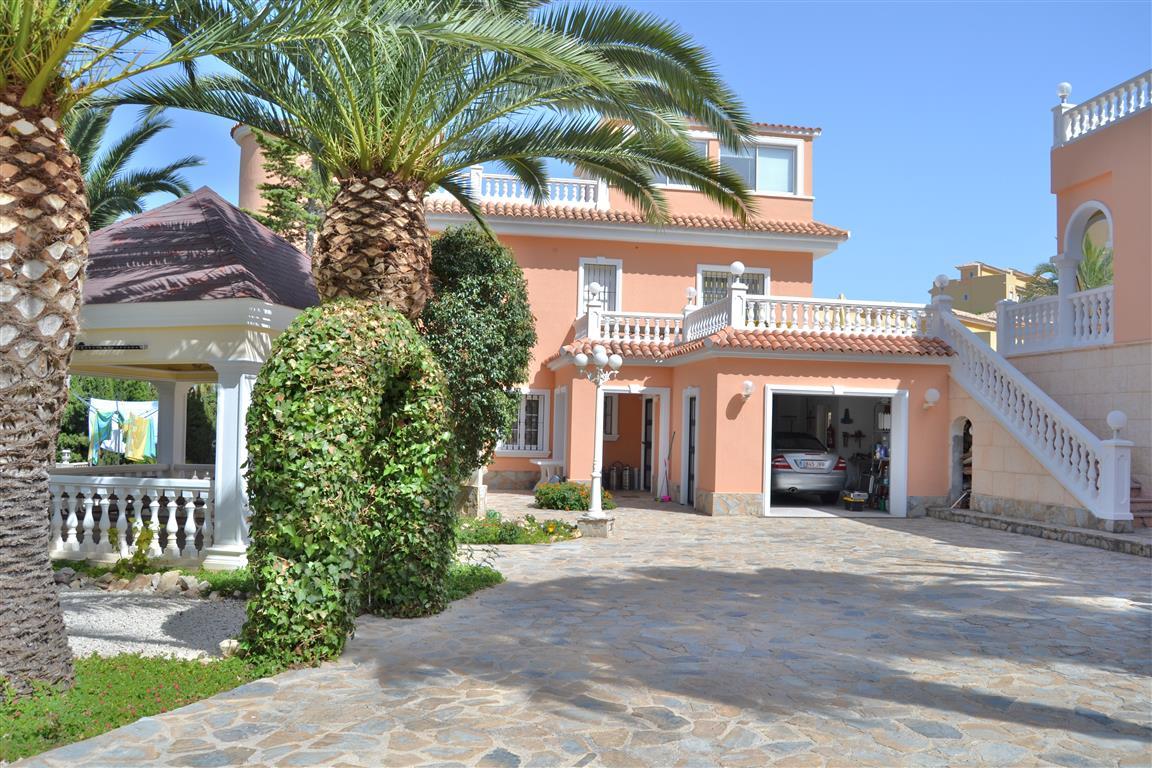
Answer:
579, 264, 934, 347
430, 166, 609, 210
998, 285, 1115, 355
1053, 71, 1150, 148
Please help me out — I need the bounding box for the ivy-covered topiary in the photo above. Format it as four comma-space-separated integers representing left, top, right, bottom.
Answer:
421, 226, 536, 477
241, 301, 455, 663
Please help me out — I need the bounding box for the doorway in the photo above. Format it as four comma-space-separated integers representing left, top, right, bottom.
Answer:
641, 396, 655, 493
763, 387, 909, 517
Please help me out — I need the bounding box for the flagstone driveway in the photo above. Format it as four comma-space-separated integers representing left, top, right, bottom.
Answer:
26, 497, 1152, 767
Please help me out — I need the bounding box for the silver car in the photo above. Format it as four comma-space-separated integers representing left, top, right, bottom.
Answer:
770, 432, 847, 502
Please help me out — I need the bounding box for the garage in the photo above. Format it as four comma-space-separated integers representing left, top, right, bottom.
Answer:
764, 388, 909, 517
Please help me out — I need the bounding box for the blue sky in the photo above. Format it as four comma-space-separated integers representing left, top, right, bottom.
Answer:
112, 0, 1151, 302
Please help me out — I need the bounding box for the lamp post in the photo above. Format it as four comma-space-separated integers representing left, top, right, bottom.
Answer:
574, 343, 623, 527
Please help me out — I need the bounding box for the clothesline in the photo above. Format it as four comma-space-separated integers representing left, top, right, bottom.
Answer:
84, 397, 159, 464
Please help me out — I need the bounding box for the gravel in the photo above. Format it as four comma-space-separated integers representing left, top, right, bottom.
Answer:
59, 589, 247, 659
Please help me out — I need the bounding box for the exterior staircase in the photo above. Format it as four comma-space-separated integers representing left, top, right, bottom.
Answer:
934, 299, 1134, 530
1132, 480, 1152, 528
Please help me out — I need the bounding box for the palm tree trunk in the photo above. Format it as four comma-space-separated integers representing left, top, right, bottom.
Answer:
313, 175, 431, 318
0, 89, 87, 695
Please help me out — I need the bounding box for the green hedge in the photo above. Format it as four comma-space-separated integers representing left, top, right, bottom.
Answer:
421, 226, 536, 476
534, 482, 616, 511
241, 301, 455, 664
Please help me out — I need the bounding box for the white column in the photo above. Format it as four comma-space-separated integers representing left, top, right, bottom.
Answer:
587, 379, 608, 518
586, 285, 603, 341
154, 381, 192, 466
201, 362, 260, 570
728, 261, 748, 329
1052, 251, 1079, 346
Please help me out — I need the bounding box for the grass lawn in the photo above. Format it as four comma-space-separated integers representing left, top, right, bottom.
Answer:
10, 562, 504, 762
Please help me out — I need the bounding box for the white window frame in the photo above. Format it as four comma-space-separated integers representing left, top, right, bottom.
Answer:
695, 263, 771, 306
603, 393, 619, 441
577, 256, 624, 313
654, 130, 713, 190
718, 135, 806, 198
495, 388, 550, 457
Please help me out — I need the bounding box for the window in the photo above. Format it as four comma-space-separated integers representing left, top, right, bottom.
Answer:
653, 140, 709, 186
697, 265, 769, 305
720, 143, 796, 194
579, 257, 623, 312
603, 394, 619, 440
499, 392, 549, 453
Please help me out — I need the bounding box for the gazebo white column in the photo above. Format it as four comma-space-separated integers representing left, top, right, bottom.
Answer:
153, 381, 192, 465
201, 362, 261, 570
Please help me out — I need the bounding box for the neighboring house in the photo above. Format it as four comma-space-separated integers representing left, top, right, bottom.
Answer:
930, 262, 1032, 314
48, 75, 1148, 573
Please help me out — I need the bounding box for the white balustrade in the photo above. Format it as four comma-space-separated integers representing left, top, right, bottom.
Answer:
49, 475, 214, 564
743, 296, 930, 336
429, 168, 609, 209
1055, 71, 1150, 148
683, 300, 731, 342
938, 310, 1131, 522
51, 463, 213, 479
597, 312, 683, 344
999, 286, 1114, 354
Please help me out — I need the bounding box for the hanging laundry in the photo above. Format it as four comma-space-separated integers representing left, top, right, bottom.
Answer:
86, 398, 158, 464
124, 414, 156, 462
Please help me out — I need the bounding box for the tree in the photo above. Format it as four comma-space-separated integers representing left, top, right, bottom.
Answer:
421, 226, 536, 476
248, 129, 334, 255
66, 106, 203, 229
0, 0, 351, 696
1020, 235, 1114, 300
116, 0, 757, 318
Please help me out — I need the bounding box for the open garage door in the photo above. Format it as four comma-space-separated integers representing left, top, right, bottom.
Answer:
763, 388, 909, 517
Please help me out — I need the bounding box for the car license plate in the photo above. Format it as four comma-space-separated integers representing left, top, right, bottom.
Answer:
802, 460, 823, 469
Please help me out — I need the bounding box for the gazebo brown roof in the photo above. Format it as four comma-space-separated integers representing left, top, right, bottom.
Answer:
85, 187, 318, 309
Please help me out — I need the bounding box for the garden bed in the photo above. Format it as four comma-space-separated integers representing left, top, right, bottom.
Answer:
457, 512, 580, 545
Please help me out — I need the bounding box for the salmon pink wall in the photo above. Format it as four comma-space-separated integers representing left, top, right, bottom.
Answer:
1051, 110, 1152, 344
693, 360, 952, 497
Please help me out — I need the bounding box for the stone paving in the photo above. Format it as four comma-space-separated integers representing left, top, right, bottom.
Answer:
24, 495, 1152, 767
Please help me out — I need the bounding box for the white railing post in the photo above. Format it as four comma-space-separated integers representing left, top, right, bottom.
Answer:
728, 261, 748, 330
930, 277, 954, 337
595, 177, 610, 211
996, 298, 1016, 350
1052, 252, 1078, 346
1098, 411, 1134, 525
468, 165, 484, 196
585, 283, 603, 341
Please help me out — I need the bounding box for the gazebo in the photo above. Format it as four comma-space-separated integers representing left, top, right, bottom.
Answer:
49, 187, 316, 570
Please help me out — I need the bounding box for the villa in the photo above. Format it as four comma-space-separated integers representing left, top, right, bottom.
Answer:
49, 70, 1151, 569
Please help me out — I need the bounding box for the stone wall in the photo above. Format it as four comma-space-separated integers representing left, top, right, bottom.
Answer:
485, 470, 538, 491
697, 492, 762, 517
1010, 341, 1152, 487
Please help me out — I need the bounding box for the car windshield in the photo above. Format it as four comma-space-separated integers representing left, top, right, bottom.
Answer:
774, 434, 828, 452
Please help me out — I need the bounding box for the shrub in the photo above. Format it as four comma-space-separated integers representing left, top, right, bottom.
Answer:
444, 562, 504, 601
534, 482, 616, 511
242, 301, 455, 664
421, 226, 536, 477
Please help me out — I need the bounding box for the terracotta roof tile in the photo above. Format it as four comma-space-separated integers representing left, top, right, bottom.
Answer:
425, 198, 848, 239
553, 327, 953, 363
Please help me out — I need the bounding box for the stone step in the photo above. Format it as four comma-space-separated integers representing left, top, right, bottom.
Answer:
926, 506, 1151, 558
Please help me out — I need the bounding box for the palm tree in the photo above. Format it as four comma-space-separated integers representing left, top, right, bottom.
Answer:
1021, 235, 1114, 300
116, 0, 757, 318
0, 0, 354, 696
67, 106, 203, 229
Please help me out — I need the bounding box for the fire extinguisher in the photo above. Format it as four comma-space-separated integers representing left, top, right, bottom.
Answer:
827, 422, 836, 450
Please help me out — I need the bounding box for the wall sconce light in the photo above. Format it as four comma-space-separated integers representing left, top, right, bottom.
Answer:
741, 380, 754, 400
923, 388, 941, 410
